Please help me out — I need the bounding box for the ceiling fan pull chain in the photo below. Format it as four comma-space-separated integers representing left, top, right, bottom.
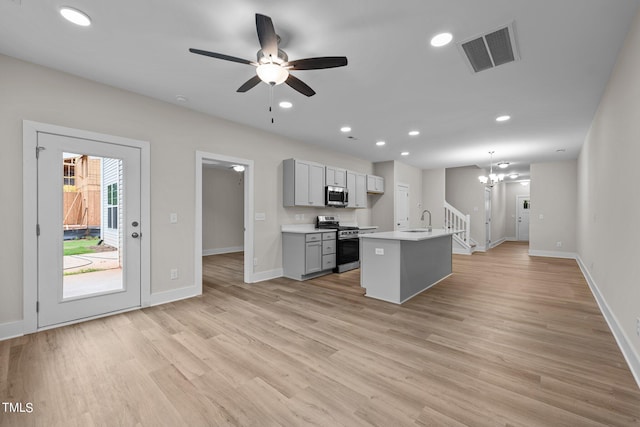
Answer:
269, 83, 275, 124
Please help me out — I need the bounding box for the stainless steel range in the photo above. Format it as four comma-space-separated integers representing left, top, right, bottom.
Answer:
316, 216, 360, 273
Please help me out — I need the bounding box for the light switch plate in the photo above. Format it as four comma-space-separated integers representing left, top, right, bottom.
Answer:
255, 212, 266, 221
170, 213, 178, 224
375, 248, 384, 255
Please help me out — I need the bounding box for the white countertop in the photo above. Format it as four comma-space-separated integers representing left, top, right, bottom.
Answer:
359, 228, 453, 241
281, 224, 379, 233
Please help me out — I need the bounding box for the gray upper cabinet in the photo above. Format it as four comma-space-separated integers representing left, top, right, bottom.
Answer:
366, 174, 385, 194
283, 159, 326, 207
325, 166, 347, 187
346, 170, 367, 208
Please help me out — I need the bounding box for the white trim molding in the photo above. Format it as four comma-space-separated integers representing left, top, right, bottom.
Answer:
251, 268, 283, 283
489, 237, 506, 249
0, 321, 24, 342
576, 256, 640, 390
528, 250, 577, 259
203, 246, 244, 256
150, 285, 201, 306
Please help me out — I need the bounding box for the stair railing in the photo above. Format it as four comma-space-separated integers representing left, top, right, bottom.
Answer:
444, 201, 471, 246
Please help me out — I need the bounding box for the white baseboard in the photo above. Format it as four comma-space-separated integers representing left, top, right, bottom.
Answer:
528, 249, 577, 259
452, 247, 472, 255
150, 285, 201, 306
0, 320, 24, 342
505, 237, 518, 241
490, 238, 506, 249
203, 246, 244, 256
251, 268, 283, 283
576, 256, 640, 390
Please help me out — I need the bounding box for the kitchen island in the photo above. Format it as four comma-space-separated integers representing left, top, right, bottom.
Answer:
360, 229, 453, 304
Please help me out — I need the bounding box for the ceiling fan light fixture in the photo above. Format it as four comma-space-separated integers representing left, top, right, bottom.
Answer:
60, 6, 91, 26
256, 63, 289, 85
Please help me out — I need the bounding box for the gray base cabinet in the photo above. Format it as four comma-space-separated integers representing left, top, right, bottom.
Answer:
283, 231, 336, 280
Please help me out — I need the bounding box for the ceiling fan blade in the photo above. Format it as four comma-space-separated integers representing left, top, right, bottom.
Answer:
285, 57, 348, 70
189, 48, 255, 66
237, 75, 262, 93
285, 74, 316, 97
255, 14, 278, 59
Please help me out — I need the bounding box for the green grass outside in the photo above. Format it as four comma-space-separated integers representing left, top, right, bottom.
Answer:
63, 238, 99, 256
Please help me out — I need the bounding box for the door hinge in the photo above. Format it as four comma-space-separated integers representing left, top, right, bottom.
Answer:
36, 224, 40, 236
36, 301, 39, 313
35, 146, 45, 158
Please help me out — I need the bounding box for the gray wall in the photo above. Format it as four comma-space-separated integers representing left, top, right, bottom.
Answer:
0, 53, 374, 324
490, 182, 507, 246
395, 161, 424, 229
421, 168, 445, 228
445, 166, 487, 246
202, 168, 244, 254
371, 161, 395, 232
529, 160, 577, 254
577, 8, 640, 368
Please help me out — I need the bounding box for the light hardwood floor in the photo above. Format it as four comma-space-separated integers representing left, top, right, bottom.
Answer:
1, 242, 639, 426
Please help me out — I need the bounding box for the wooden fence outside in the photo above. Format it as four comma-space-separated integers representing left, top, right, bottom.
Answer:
63, 190, 101, 227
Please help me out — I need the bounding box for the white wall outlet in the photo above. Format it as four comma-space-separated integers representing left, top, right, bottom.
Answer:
538, 214, 544, 220
375, 248, 384, 255
170, 268, 178, 280
295, 214, 301, 220
556, 241, 562, 248
170, 213, 178, 224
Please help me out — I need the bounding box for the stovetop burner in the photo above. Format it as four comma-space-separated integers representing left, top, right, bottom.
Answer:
316, 215, 359, 231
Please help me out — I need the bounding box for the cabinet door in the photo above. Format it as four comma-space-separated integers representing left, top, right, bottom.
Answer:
305, 241, 323, 274
326, 166, 346, 187
294, 161, 311, 206
308, 163, 325, 206
375, 176, 384, 193
355, 173, 367, 208
346, 171, 356, 208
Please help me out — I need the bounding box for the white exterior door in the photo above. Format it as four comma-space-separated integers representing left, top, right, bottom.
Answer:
395, 183, 410, 230
517, 195, 530, 241
37, 132, 142, 328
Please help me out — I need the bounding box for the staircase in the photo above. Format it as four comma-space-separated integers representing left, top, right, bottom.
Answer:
444, 201, 477, 255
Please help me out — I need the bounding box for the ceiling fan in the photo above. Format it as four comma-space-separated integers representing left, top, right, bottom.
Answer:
189, 13, 348, 97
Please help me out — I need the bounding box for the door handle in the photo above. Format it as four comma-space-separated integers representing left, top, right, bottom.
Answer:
131, 232, 140, 238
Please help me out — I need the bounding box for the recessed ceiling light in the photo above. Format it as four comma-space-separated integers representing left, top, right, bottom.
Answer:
430, 32, 453, 47
376, 141, 386, 146
497, 161, 509, 169
175, 95, 188, 102
279, 101, 293, 109
231, 165, 245, 172
496, 115, 511, 122
60, 6, 91, 26
340, 126, 352, 133
401, 151, 409, 156
408, 130, 420, 136
509, 173, 519, 179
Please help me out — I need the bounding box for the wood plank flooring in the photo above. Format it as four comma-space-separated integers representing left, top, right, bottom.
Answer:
1, 242, 639, 426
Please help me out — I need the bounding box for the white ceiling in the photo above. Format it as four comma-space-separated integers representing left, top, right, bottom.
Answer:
1, 0, 638, 180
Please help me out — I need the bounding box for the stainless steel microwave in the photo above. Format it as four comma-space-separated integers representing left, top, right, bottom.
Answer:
325, 185, 348, 207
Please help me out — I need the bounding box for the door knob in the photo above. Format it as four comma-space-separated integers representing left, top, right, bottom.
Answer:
131, 232, 140, 238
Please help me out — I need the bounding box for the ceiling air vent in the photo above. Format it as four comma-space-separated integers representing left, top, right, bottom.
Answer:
459, 22, 519, 73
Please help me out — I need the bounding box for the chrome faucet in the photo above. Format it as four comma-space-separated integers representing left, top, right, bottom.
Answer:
420, 209, 432, 231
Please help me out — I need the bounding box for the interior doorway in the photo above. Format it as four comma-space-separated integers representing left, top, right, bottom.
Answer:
516, 195, 531, 241
485, 187, 492, 248
395, 183, 410, 230
195, 151, 254, 289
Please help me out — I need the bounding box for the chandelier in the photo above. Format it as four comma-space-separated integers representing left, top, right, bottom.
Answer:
478, 151, 505, 186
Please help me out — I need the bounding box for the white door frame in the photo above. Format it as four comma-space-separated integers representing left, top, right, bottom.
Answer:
22, 120, 151, 334
485, 187, 492, 248
195, 151, 254, 287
